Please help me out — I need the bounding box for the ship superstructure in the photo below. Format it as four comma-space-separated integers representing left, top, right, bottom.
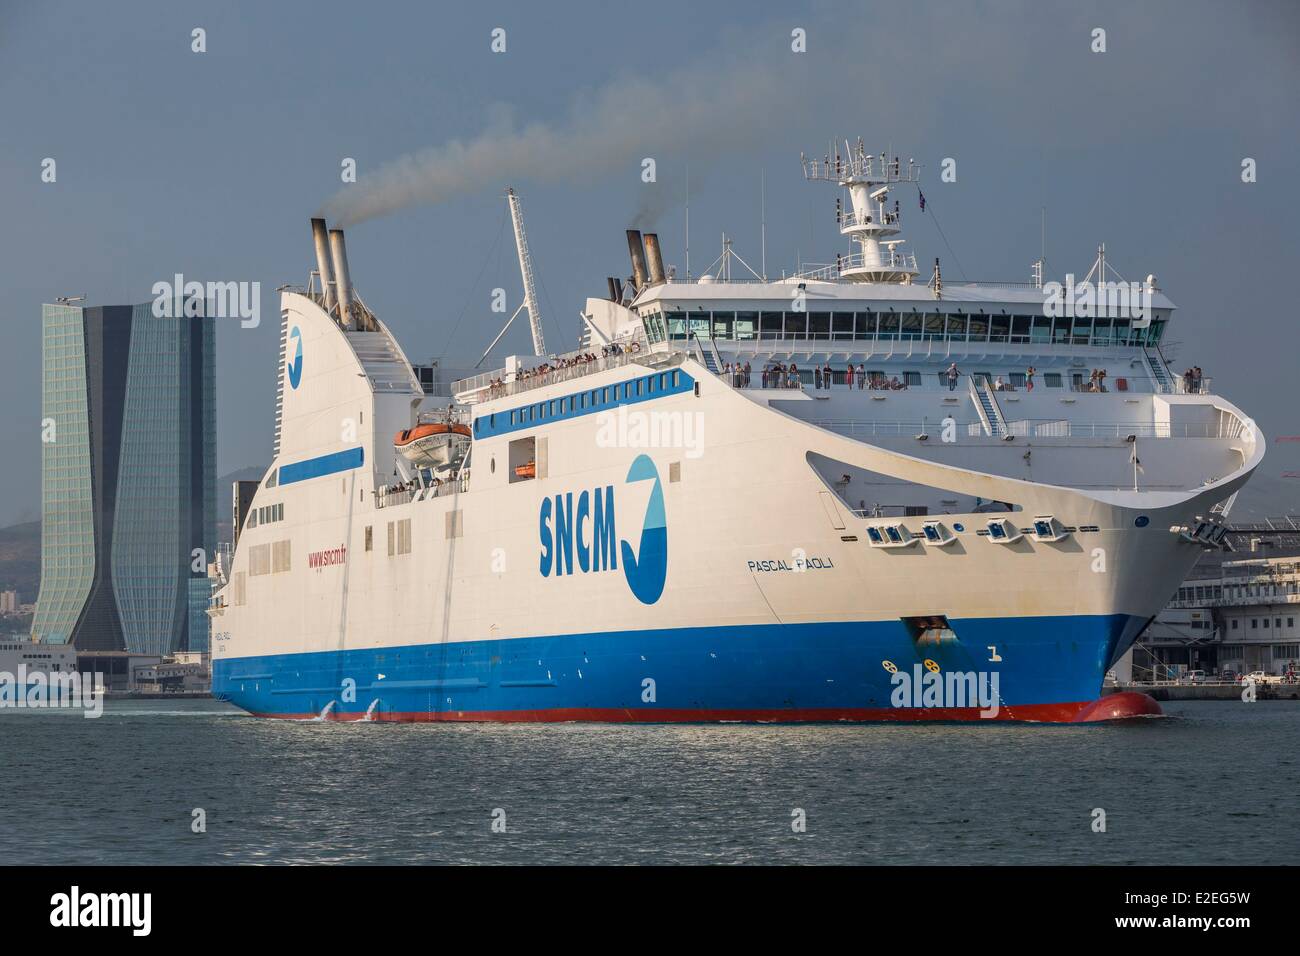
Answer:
210, 146, 1263, 722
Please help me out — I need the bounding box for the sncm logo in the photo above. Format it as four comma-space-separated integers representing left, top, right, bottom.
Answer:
50, 886, 151, 936
538, 453, 667, 605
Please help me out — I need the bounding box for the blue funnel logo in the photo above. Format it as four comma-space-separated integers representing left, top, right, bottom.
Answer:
620, 454, 667, 605
287, 326, 303, 389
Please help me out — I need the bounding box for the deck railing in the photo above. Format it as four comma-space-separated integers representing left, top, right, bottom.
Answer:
452, 334, 650, 402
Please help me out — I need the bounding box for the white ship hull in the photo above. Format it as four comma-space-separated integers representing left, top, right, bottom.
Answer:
210, 284, 1261, 722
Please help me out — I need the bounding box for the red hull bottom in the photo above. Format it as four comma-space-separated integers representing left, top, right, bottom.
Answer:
252, 693, 1162, 724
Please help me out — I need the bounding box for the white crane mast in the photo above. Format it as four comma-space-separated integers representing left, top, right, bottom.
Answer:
507, 186, 546, 356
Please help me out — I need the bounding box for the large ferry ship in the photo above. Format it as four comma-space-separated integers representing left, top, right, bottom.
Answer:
210, 142, 1263, 722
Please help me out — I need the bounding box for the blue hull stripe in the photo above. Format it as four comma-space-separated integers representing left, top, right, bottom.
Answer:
214, 613, 1144, 721
278, 446, 365, 485
473, 368, 695, 439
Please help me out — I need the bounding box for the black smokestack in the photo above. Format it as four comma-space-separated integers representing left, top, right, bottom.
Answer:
626, 230, 649, 292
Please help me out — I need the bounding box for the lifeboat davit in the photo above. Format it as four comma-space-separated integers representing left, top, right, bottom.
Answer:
393, 421, 471, 468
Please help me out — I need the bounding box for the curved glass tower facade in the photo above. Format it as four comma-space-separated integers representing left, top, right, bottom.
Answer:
32, 305, 97, 645
32, 303, 215, 655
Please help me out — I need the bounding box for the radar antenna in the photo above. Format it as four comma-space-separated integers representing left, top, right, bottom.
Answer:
801, 138, 921, 284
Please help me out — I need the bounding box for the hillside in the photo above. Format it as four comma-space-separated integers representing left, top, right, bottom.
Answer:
0, 520, 40, 601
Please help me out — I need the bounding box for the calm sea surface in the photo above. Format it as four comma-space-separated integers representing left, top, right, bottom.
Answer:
1, 699, 1295, 865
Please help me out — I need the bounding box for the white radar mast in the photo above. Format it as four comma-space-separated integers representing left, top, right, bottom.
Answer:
508, 186, 546, 356
802, 138, 921, 284
476, 187, 548, 366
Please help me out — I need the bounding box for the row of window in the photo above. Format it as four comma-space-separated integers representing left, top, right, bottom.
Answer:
643, 308, 1168, 347
1178, 581, 1300, 602
495, 370, 684, 430
1218, 644, 1300, 660
1229, 617, 1297, 630
246, 502, 284, 529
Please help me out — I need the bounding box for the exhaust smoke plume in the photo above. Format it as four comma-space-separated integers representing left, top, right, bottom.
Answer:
320, 33, 817, 228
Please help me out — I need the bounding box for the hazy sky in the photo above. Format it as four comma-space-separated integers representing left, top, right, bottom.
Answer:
2, 0, 1298, 525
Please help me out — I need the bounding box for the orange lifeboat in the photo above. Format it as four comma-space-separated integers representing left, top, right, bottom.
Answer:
393, 421, 471, 467
514, 461, 536, 479
394, 422, 470, 447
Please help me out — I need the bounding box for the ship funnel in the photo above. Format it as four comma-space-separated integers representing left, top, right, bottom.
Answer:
626, 229, 649, 293
606, 277, 620, 302
643, 233, 666, 285
310, 218, 338, 316
328, 228, 356, 330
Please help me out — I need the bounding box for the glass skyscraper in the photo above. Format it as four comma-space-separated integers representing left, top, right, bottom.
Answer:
32, 303, 216, 655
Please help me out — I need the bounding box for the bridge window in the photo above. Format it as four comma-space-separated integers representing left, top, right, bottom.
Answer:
831, 311, 853, 340
734, 311, 757, 340
759, 311, 783, 340
666, 309, 687, 340
901, 312, 923, 339
1093, 317, 1113, 345
784, 312, 807, 340
808, 312, 831, 339
643, 310, 667, 343
712, 312, 733, 339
